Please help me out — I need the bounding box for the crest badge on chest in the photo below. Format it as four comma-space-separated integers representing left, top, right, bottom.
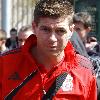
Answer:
61, 74, 73, 91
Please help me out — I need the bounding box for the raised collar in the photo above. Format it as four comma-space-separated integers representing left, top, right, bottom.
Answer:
22, 34, 76, 66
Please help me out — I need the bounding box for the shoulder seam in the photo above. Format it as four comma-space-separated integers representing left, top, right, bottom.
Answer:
1, 47, 21, 56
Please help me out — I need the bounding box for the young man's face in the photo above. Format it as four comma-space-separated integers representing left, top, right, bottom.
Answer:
10, 31, 17, 40
74, 22, 90, 42
33, 17, 73, 56
0, 38, 6, 47
18, 31, 33, 46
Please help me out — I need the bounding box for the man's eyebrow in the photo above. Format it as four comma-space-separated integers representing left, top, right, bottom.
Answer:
55, 27, 67, 31
40, 25, 49, 28
56, 27, 66, 30
39, 26, 51, 30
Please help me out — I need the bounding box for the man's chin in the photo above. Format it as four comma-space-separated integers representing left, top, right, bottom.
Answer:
47, 50, 60, 56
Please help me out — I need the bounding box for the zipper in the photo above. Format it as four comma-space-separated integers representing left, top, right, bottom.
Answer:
43, 88, 46, 95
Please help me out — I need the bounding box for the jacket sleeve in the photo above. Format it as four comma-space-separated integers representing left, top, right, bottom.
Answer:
87, 75, 97, 100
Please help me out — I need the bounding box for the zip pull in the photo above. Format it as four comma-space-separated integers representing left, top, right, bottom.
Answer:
43, 89, 46, 95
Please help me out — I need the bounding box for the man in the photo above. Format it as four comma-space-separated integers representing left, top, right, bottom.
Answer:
0, 29, 8, 54
73, 12, 92, 43
18, 25, 33, 46
6, 28, 18, 50
0, 0, 97, 100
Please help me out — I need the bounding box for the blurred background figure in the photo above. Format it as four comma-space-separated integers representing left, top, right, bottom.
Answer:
18, 25, 34, 47
86, 36, 100, 56
0, 29, 8, 54
70, 31, 89, 58
73, 12, 100, 99
73, 12, 92, 44
6, 28, 18, 50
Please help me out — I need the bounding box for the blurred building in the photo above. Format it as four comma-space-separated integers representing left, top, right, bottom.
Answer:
0, 0, 36, 37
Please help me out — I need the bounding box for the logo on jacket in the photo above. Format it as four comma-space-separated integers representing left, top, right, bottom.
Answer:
8, 72, 21, 80
61, 74, 73, 91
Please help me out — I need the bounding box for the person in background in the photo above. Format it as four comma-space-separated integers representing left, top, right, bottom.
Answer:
18, 25, 33, 46
86, 36, 98, 51
6, 28, 18, 50
0, 29, 8, 54
73, 11, 100, 100
0, 0, 97, 100
73, 12, 92, 44
70, 31, 89, 58
86, 36, 100, 56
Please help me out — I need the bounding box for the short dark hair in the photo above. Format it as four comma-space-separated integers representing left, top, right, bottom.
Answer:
34, 0, 74, 25
10, 28, 17, 34
73, 12, 92, 28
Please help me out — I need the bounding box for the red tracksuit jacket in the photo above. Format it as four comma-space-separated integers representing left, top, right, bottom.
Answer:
0, 35, 97, 100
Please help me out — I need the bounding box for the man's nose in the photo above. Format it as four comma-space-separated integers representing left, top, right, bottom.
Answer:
49, 33, 57, 42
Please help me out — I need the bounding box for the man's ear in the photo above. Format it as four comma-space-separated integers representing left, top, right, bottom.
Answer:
68, 24, 75, 38
2, 40, 6, 45
86, 27, 91, 33
32, 21, 37, 35
69, 24, 75, 32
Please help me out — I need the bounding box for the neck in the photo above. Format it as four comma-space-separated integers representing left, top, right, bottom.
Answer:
31, 46, 65, 71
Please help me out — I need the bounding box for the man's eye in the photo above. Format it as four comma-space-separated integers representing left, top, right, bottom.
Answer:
56, 29, 67, 35
40, 27, 51, 33
74, 28, 81, 31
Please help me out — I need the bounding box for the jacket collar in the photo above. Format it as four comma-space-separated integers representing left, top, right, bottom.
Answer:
22, 34, 76, 66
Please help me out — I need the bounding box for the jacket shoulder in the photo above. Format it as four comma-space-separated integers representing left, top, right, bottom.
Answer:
74, 54, 96, 83
75, 54, 94, 72
0, 47, 21, 56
